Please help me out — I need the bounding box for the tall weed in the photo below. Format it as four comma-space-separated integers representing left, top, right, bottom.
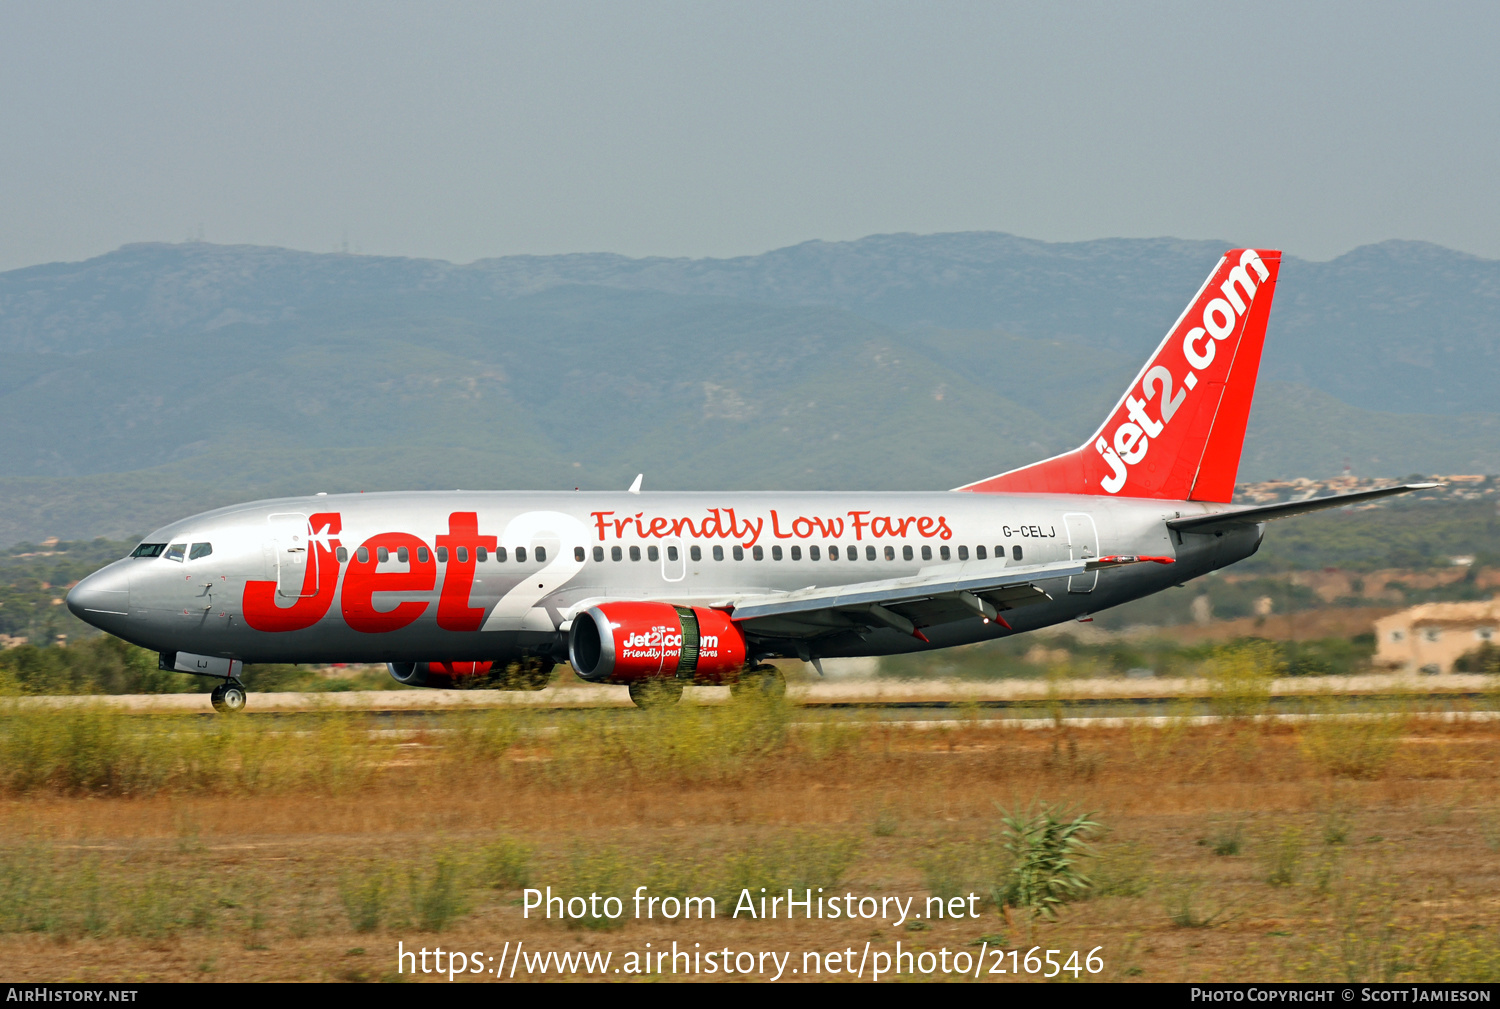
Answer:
993, 802, 1100, 919
1262, 828, 1304, 887
478, 836, 533, 890
0, 705, 386, 796
1204, 641, 1280, 720
1300, 709, 1407, 779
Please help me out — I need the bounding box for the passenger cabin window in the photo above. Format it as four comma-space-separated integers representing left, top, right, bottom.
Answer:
397, 547, 409, 564
995, 545, 1003, 559
753, 545, 763, 560
828, 545, 840, 560
574, 546, 586, 562
667, 546, 679, 561
884, 546, 894, 561
457, 547, 468, 563
810, 546, 821, 561
534, 547, 545, 562
630, 546, 641, 561
357, 547, 370, 564
165, 543, 186, 562
772, 545, 782, 560
791, 546, 802, 561
648, 546, 659, 562
733, 546, 744, 560
495, 547, 508, 562
476, 547, 488, 562
336, 547, 348, 563
611, 546, 623, 561
131, 543, 167, 558
189, 543, 213, 561
939, 546, 950, 561
921, 545, 932, 561
416, 547, 428, 564
437, 547, 449, 563
866, 545, 877, 561
902, 545, 913, 561
1012, 545, 1022, 561
976, 546, 986, 560
516, 547, 528, 563
957, 545, 969, 561
713, 545, 724, 561
593, 546, 604, 562
690, 545, 702, 562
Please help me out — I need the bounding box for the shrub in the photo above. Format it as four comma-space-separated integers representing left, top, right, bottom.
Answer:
1163, 878, 1227, 928
478, 837, 533, 890
993, 802, 1100, 919
1263, 828, 1304, 887
1204, 641, 1281, 719
920, 843, 988, 902
409, 856, 467, 932
711, 833, 861, 908
551, 849, 630, 930
1452, 642, 1499, 674
0, 705, 386, 796
339, 873, 388, 933
1088, 841, 1153, 898
1201, 822, 1245, 856
1301, 711, 1407, 779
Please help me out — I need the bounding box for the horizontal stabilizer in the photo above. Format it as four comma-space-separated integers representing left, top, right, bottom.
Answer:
1167, 483, 1440, 533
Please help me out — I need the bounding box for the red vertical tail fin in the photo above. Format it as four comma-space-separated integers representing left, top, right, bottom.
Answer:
958, 248, 1281, 504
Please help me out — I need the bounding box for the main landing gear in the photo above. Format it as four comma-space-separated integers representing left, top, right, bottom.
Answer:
730, 664, 787, 701
627, 679, 684, 709
624, 664, 788, 710
210, 681, 247, 714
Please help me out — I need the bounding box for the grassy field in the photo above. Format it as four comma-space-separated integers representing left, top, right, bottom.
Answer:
0, 669, 1498, 983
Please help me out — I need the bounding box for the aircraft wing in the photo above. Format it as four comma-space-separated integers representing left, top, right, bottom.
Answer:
1166, 482, 1440, 534
720, 554, 1173, 639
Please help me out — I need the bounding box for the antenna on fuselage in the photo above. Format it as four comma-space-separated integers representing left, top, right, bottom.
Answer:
628, 474, 643, 494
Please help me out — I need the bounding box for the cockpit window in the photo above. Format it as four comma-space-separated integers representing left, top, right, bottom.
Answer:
131, 543, 166, 558
164, 543, 187, 563
189, 543, 213, 561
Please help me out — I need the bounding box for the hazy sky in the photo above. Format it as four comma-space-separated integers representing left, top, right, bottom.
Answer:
1, 1, 1496, 272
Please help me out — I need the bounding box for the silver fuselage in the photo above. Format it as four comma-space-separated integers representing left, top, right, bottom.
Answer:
67, 489, 1261, 667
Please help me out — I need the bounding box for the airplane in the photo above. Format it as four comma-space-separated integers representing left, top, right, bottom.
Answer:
67, 248, 1433, 712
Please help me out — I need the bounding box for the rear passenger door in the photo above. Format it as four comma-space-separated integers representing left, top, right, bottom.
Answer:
1064, 512, 1098, 594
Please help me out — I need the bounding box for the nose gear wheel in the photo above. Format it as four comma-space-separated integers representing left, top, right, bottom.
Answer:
210, 682, 247, 714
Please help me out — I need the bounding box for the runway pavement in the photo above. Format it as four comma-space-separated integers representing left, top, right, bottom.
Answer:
7, 672, 1491, 714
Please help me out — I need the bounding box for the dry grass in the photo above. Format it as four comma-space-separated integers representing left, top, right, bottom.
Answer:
0, 690, 1498, 982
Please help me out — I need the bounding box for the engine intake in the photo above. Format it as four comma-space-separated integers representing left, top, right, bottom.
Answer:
568, 602, 746, 683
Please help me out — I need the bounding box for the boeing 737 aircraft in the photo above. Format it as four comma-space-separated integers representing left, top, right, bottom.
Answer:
67, 249, 1430, 711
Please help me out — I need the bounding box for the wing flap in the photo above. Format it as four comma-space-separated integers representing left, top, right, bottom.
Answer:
722, 557, 1089, 623
721, 555, 1170, 636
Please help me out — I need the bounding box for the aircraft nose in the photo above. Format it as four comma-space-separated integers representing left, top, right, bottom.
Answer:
66, 563, 132, 626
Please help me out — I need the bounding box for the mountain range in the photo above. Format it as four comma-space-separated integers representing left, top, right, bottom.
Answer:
0, 233, 1495, 546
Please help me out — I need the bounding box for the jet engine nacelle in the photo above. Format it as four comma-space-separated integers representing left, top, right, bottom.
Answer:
386, 658, 553, 690
568, 602, 747, 684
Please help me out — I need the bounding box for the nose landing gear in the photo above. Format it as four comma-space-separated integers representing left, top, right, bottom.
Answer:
210, 681, 247, 714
